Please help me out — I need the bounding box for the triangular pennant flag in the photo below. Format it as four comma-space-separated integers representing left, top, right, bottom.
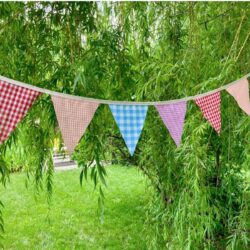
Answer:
155, 101, 187, 146
0, 80, 40, 144
52, 96, 99, 154
109, 104, 148, 155
195, 92, 221, 133
226, 78, 250, 116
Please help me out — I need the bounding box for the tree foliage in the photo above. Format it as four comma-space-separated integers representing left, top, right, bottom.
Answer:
0, 2, 249, 249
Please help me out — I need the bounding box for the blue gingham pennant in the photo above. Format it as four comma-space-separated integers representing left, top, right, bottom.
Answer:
109, 104, 148, 155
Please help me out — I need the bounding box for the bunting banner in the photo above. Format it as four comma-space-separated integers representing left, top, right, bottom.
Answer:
0, 80, 40, 144
155, 101, 187, 146
195, 92, 221, 133
52, 96, 99, 154
109, 104, 148, 155
226, 78, 250, 115
0, 74, 249, 153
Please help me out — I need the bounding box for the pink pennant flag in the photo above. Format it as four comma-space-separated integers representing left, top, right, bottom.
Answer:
0, 80, 40, 144
195, 92, 221, 133
52, 96, 99, 154
155, 101, 187, 146
226, 78, 250, 116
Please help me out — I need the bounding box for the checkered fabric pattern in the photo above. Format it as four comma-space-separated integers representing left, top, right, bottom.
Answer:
52, 96, 99, 154
109, 104, 148, 155
155, 101, 187, 146
0, 80, 40, 144
195, 92, 221, 133
226, 78, 250, 116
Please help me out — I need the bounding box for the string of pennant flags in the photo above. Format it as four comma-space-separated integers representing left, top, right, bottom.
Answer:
0, 74, 249, 155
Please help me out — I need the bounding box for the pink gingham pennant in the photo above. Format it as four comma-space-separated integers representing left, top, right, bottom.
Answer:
52, 96, 99, 154
0, 80, 40, 144
226, 78, 250, 116
155, 101, 187, 146
195, 92, 221, 133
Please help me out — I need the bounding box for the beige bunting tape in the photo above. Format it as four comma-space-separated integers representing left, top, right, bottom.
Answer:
0, 73, 249, 106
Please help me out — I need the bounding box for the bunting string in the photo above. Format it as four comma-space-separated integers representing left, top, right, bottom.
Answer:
0, 73, 249, 105
0, 73, 249, 155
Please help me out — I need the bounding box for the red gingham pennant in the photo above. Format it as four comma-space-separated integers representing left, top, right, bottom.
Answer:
0, 80, 40, 143
195, 92, 221, 133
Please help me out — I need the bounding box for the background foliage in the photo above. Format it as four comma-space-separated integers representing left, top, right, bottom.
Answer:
0, 2, 249, 249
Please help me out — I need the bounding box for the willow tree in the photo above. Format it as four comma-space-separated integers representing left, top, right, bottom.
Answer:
0, 2, 249, 249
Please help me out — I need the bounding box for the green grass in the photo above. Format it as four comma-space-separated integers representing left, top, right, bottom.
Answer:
0, 165, 148, 250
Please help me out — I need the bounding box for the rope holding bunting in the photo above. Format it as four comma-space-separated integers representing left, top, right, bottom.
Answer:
0, 73, 249, 151
0, 73, 249, 105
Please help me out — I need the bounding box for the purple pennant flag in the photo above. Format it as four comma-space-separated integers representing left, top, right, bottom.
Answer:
155, 101, 187, 146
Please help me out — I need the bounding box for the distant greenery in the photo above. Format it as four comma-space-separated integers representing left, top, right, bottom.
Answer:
0, 166, 147, 249
0, 2, 249, 249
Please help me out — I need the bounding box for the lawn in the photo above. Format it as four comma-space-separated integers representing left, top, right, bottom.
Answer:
0, 165, 148, 250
